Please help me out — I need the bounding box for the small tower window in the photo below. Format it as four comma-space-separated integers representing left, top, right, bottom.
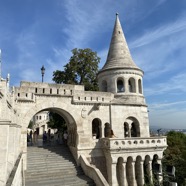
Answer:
138, 79, 142, 94
128, 78, 136, 93
117, 79, 124, 93
124, 122, 129, 137
92, 118, 102, 139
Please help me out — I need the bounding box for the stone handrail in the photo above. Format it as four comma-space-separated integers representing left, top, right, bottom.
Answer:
101, 136, 167, 150
79, 155, 109, 186
6, 152, 25, 186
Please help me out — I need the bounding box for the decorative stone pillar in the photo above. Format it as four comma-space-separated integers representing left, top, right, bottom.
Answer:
135, 79, 138, 94
106, 156, 118, 186
148, 160, 153, 184
123, 162, 128, 186
111, 163, 118, 185
131, 162, 136, 186
140, 161, 145, 186
157, 159, 163, 184
124, 78, 128, 93
0, 120, 10, 185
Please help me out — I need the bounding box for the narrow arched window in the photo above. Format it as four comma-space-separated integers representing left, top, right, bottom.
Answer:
92, 118, 102, 139
138, 79, 142, 94
128, 78, 136, 93
117, 79, 124, 93
124, 122, 129, 137
131, 123, 137, 137
102, 80, 107, 92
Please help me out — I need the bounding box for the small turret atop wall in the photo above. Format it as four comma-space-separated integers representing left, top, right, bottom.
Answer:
97, 13, 145, 105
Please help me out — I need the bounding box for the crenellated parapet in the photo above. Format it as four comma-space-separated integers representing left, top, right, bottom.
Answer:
72, 91, 114, 105
13, 81, 115, 106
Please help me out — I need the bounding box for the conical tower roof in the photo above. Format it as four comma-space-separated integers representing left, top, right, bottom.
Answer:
100, 13, 140, 72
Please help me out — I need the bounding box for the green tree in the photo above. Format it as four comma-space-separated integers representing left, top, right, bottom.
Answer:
53, 48, 100, 91
47, 112, 67, 132
162, 131, 186, 185
28, 120, 33, 129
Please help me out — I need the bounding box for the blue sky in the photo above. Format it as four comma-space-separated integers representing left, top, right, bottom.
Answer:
0, 0, 186, 129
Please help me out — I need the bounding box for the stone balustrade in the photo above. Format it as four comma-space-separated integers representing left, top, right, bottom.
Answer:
101, 137, 167, 150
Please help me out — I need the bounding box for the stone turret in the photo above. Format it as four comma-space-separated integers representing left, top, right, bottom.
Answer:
98, 13, 145, 106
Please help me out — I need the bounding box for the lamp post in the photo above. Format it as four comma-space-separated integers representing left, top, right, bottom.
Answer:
41, 65, 45, 83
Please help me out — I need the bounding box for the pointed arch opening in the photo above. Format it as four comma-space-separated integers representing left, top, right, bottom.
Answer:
128, 78, 136, 93
117, 78, 125, 93
92, 118, 102, 139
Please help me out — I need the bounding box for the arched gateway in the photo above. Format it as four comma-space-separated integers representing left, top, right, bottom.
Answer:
0, 14, 167, 186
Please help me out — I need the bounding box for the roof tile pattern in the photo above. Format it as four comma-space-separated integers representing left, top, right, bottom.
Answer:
101, 14, 140, 71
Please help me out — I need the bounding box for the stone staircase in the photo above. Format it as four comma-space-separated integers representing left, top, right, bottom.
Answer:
25, 144, 96, 186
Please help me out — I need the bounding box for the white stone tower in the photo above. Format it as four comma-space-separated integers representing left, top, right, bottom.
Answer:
98, 13, 167, 186
98, 13, 149, 138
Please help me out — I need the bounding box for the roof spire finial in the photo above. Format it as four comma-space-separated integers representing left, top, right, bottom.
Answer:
116, 12, 119, 17
99, 13, 140, 71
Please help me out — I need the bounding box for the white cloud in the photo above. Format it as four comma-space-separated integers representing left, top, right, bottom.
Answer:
145, 72, 186, 96
130, 16, 186, 49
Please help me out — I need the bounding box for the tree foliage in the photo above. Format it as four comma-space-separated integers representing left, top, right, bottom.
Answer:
28, 120, 33, 129
162, 131, 186, 185
53, 48, 100, 91
47, 112, 67, 132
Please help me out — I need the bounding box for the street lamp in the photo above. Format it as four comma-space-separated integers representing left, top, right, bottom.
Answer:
41, 65, 45, 83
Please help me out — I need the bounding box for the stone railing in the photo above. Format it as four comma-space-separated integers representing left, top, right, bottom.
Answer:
79, 155, 109, 186
6, 152, 25, 186
101, 137, 167, 150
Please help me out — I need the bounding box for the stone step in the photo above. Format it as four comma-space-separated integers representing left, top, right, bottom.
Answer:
25, 144, 95, 186
26, 169, 84, 176
26, 171, 85, 180
26, 177, 95, 186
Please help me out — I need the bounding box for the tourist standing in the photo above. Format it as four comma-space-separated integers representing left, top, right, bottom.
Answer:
33, 131, 38, 145
63, 131, 68, 145
29, 130, 33, 145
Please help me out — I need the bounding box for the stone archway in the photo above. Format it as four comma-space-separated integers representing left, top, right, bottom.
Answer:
25, 107, 77, 146
20, 101, 81, 170
125, 117, 140, 137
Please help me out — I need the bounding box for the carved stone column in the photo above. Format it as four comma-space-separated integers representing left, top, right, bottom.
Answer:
131, 162, 136, 186
157, 159, 163, 184
123, 161, 128, 186
140, 161, 145, 186
148, 160, 153, 184
111, 163, 118, 186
